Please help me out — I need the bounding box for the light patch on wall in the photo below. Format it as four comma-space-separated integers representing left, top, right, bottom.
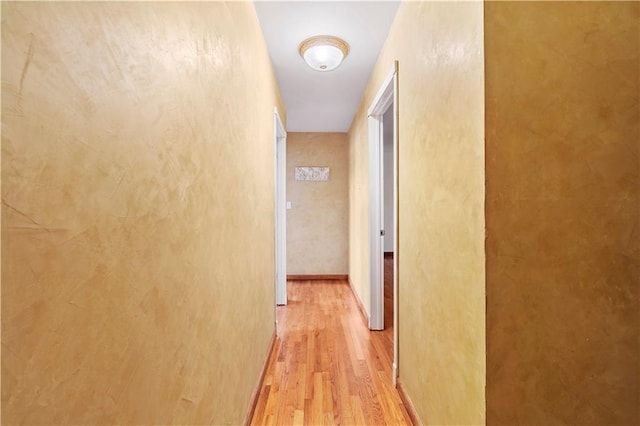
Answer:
295, 166, 330, 181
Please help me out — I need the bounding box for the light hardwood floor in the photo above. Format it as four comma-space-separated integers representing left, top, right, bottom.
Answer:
250, 279, 410, 425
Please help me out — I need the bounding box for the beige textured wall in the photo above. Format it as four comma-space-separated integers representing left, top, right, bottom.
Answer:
485, 2, 640, 424
1, 2, 284, 424
348, 2, 485, 424
287, 133, 348, 275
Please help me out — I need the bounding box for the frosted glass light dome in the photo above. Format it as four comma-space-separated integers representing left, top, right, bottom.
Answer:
299, 36, 349, 72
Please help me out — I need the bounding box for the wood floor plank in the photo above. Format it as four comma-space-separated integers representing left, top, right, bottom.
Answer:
292, 409, 304, 426
311, 372, 323, 423
250, 280, 409, 425
350, 395, 366, 426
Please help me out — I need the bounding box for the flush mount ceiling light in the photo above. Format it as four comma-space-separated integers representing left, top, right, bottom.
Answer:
298, 35, 349, 72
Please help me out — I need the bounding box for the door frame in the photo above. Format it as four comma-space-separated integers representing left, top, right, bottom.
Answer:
274, 108, 287, 318
367, 61, 399, 382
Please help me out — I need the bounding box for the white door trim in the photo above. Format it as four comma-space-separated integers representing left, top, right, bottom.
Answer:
367, 114, 384, 331
274, 108, 287, 316
367, 62, 399, 383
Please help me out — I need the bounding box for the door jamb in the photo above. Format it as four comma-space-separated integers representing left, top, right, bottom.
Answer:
367, 61, 399, 383
274, 108, 287, 334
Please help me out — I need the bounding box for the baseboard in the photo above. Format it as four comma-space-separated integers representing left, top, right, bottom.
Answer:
243, 331, 277, 425
348, 275, 369, 328
287, 274, 348, 281
397, 378, 422, 426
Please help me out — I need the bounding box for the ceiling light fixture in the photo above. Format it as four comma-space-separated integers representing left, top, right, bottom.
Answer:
298, 35, 349, 72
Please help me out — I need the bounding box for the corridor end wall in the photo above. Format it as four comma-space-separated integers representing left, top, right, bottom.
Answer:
287, 132, 348, 276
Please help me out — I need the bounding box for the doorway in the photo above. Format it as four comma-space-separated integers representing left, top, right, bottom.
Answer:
382, 106, 395, 336
368, 62, 398, 383
274, 108, 287, 323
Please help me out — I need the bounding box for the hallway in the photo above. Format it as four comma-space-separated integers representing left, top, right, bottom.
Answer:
2, 1, 637, 424
250, 280, 410, 425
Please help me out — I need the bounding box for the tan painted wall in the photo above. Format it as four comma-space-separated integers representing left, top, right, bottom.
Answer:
348, 2, 485, 424
287, 133, 348, 275
1, 2, 284, 424
485, 2, 640, 424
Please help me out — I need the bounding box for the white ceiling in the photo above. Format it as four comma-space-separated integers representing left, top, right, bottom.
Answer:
254, 1, 400, 132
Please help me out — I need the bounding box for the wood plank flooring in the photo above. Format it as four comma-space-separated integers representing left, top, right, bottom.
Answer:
250, 279, 410, 425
